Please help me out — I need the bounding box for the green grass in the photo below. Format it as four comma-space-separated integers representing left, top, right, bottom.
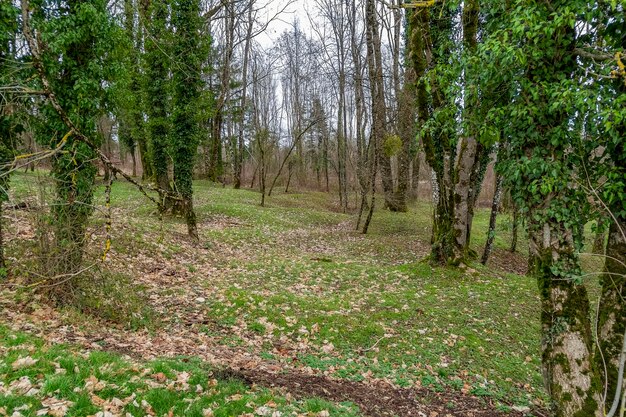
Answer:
8, 171, 610, 412
0, 326, 359, 417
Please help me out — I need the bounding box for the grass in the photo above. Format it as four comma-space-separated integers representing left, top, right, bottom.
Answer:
0, 325, 359, 417
5, 171, 610, 413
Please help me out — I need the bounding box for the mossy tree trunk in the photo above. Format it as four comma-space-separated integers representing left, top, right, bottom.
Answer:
529, 222, 601, 417
481, 173, 503, 265
502, 2, 603, 414
595, 30, 626, 407
408, 5, 458, 264
171, 0, 204, 240
27, 0, 115, 301
596, 219, 626, 413
144, 0, 172, 195
394, 62, 416, 213
0, 3, 19, 274
451, 0, 487, 262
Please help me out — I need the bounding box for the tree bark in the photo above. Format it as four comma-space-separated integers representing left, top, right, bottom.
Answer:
452, 0, 481, 261
349, 0, 368, 216
528, 221, 601, 417
481, 174, 503, 265
209, 3, 235, 182
510, 205, 519, 252
597, 218, 626, 413
233, 1, 254, 189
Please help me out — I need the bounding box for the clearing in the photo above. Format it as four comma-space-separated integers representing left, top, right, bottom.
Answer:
0, 172, 563, 416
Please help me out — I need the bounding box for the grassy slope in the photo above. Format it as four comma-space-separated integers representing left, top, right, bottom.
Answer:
2, 171, 579, 414
0, 326, 358, 416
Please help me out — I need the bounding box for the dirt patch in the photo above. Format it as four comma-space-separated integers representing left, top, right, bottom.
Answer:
487, 248, 528, 275
220, 368, 537, 417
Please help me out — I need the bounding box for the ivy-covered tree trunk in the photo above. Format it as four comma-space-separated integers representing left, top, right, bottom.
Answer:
28, 0, 115, 301
0, 2, 19, 273
171, 0, 204, 240
144, 0, 172, 194
502, 2, 602, 415
122, 0, 150, 181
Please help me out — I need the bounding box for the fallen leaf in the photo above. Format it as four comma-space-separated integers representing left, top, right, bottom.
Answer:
12, 356, 38, 370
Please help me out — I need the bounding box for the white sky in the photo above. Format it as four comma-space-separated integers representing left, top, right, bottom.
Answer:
256, 0, 315, 48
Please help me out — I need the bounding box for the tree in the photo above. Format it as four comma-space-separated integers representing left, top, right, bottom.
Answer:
407, 0, 489, 264
589, 4, 626, 413
313, 0, 349, 212
119, 0, 150, 179
233, 0, 255, 189
170, 0, 207, 240
486, 1, 600, 414
143, 0, 172, 194
0, 1, 21, 272
25, 0, 121, 301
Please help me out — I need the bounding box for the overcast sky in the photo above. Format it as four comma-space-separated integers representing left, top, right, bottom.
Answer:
256, 0, 315, 48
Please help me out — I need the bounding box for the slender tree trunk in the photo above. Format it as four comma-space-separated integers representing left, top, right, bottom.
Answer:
0, 201, 5, 273
337, 73, 348, 212
249, 164, 257, 189
465, 143, 489, 248
363, 0, 387, 229
209, 4, 234, 182
234, 1, 254, 189
510, 205, 519, 252
131, 148, 137, 177
411, 151, 421, 198
362, 136, 378, 234
481, 174, 503, 265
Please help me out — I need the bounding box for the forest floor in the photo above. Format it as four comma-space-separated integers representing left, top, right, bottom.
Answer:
1, 172, 603, 417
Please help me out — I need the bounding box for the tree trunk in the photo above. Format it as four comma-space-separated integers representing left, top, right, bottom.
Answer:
234, 1, 254, 189
0, 201, 5, 273
529, 221, 601, 417
131, 148, 137, 177
596, 219, 626, 414
209, 4, 234, 182
145, 0, 171, 194
451, 0, 481, 261
410, 151, 421, 198
592, 218, 608, 254
453, 135, 478, 258
363, 0, 387, 229
510, 205, 519, 252
394, 64, 415, 212
348, 0, 367, 209
138, 136, 152, 180
481, 174, 503, 265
